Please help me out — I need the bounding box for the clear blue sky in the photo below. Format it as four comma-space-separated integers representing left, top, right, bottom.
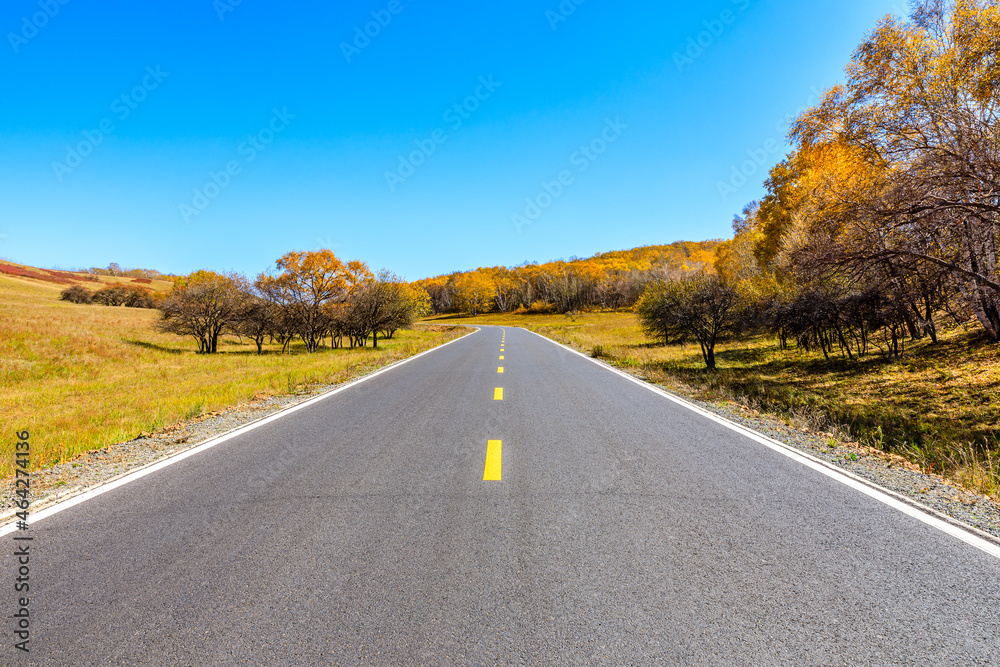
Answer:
0, 0, 906, 280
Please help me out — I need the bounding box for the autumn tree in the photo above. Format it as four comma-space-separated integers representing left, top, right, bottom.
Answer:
262, 250, 371, 353
453, 272, 494, 315
491, 268, 520, 313
381, 281, 429, 338
420, 277, 454, 314
347, 270, 396, 348
253, 271, 299, 353
232, 279, 276, 355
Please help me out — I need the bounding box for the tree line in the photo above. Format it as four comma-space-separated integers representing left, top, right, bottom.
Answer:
412, 241, 719, 315
86, 262, 171, 280
62, 250, 428, 354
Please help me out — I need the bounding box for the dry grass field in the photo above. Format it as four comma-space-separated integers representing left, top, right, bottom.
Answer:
0, 273, 464, 479
438, 311, 1000, 499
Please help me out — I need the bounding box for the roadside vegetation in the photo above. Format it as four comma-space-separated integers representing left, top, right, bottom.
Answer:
0, 254, 459, 480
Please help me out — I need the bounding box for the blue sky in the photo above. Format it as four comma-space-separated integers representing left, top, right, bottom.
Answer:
0, 0, 906, 280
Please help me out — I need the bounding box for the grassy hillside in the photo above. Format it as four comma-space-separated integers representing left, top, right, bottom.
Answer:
439, 311, 1000, 499
0, 259, 175, 292
0, 272, 464, 479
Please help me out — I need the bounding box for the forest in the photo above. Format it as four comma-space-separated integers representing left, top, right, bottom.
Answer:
412, 241, 719, 315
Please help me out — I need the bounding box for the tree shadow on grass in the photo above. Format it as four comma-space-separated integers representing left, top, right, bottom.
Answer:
221, 348, 325, 357
422, 313, 484, 321
631, 341, 663, 349
124, 338, 357, 357
122, 339, 186, 355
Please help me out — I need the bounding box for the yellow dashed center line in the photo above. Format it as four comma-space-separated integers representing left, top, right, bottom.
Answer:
486, 332, 507, 481
483, 440, 502, 480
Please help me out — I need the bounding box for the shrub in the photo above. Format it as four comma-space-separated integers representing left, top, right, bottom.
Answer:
60, 284, 93, 304
92, 284, 156, 308
527, 300, 555, 314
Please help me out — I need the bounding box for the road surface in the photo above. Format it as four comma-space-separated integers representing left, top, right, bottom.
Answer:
4, 326, 1000, 665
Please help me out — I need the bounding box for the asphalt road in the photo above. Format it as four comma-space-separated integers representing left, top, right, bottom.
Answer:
4, 326, 1000, 665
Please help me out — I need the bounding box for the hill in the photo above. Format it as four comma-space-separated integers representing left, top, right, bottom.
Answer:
0, 259, 175, 293
413, 240, 721, 314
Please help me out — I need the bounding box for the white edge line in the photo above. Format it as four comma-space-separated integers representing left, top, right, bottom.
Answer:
523, 327, 1000, 561
1, 326, 480, 537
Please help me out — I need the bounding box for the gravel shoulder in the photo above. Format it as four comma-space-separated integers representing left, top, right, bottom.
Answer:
637, 369, 1000, 542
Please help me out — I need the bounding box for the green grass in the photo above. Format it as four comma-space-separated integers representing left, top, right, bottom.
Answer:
0, 274, 466, 479
437, 310, 1000, 498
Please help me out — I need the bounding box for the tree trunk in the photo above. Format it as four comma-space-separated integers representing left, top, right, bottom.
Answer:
835, 325, 854, 361
699, 338, 716, 370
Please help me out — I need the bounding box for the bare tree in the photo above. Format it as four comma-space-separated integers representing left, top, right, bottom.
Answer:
636, 273, 740, 370
233, 290, 276, 355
